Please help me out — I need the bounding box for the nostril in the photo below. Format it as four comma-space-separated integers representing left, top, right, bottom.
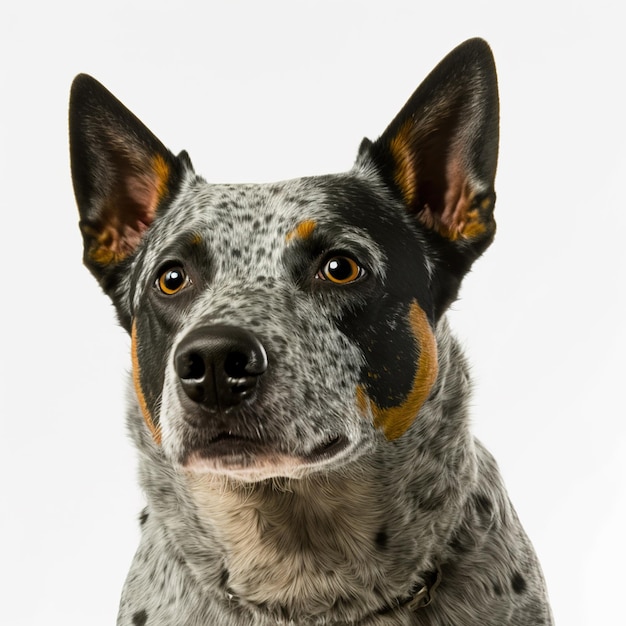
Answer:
176, 352, 206, 381
224, 351, 250, 379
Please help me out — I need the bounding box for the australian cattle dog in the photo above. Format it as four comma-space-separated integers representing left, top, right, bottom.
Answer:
70, 38, 553, 625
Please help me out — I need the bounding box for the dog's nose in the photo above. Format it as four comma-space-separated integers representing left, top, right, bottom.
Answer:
174, 326, 268, 411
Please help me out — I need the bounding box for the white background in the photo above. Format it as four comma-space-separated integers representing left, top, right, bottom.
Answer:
1, 1, 624, 624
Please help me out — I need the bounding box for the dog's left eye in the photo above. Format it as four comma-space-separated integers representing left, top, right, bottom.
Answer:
317, 255, 364, 285
157, 266, 190, 295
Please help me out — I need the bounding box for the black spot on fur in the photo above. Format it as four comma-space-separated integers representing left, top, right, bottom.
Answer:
493, 581, 503, 596
511, 572, 527, 594
375, 530, 388, 550
219, 567, 230, 589
132, 609, 148, 626
139, 508, 149, 526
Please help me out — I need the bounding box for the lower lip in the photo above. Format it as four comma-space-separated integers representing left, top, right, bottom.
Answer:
181, 434, 349, 470
304, 435, 349, 461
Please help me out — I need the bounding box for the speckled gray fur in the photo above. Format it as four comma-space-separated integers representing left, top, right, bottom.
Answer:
70, 39, 553, 625
110, 171, 552, 625
118, 311, 552, 625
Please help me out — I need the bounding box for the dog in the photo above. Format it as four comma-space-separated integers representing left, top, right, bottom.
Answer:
70, 38, 553, 625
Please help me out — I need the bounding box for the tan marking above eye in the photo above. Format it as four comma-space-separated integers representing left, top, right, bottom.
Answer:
286, 219, 317, 243
157, 266, 189, 295
317, 256, 363, 285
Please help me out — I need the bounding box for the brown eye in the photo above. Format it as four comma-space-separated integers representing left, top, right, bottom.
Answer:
157, 266, 189, 295
318, 256, 363, 284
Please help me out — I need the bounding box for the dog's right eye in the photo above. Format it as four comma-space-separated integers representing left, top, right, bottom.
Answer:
316, 255, 364, 285
157, 266, 189, 295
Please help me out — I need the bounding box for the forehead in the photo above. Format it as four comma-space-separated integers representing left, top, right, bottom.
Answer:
163, 176, 327, 249
137, 169, 429, 291
145, 173, 395, 274
132, 169, 434, 316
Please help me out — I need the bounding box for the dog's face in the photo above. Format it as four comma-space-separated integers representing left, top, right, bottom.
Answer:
70, 39, 498, 481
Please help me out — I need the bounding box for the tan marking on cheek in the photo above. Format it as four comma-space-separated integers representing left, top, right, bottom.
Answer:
356, 301, 438, 440
356, 385, 369, 417
131, 321, 162, 445
285, 219, 317, 243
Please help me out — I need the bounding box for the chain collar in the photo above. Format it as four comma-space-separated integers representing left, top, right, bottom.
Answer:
378, 565, 442, 615
224, 565, 442, 621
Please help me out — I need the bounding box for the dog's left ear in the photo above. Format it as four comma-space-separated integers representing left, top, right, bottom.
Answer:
358, 38, 499, 312
69, 74, 192, 301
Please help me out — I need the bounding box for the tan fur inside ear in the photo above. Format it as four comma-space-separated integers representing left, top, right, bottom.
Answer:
87, 154, 171, 265
421, 158, 493, 242
389, 121, 419, 207
390, 125, 494, 243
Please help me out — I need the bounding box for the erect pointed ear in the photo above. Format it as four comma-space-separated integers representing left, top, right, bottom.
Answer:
69, 74, 192, 291
358, 38, 499, 310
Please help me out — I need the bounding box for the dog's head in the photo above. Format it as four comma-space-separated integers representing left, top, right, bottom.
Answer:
70, 39, 498, 481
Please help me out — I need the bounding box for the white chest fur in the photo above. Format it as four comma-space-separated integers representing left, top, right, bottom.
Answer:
186, 471, 400, 614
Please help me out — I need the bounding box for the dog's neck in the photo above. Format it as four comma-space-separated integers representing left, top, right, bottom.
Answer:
135, 322, 478, 621
188, 468, 391, 606
179, 376, 475, 620
184, 460, 461, 621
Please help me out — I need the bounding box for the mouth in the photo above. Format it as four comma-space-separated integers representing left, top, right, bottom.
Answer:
303, 434, 349, 461
180, 432, 350, 478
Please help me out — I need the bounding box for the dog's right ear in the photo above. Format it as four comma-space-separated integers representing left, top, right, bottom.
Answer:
356, 39, 499, 316
69, 74, 191, 298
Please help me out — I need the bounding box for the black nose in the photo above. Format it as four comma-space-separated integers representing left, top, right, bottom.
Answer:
174, 326, 268, 411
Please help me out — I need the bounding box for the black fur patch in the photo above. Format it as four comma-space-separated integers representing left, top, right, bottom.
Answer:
139, 508, 149, 526
511, 572, 527, 594
315, 177, 435, 412
132, 609, 148, 626
375, 530, 388, 550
